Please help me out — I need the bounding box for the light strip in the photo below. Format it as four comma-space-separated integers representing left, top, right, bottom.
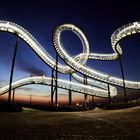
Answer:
0, 21, 139, 98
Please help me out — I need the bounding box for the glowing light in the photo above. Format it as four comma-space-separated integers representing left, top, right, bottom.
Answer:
0, 21, 140, 99
76, 103, 79, 106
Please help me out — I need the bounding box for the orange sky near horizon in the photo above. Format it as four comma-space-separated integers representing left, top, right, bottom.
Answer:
0, 92, 93, 106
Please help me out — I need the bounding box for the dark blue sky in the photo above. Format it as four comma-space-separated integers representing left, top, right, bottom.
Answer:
0, 0, 140, 96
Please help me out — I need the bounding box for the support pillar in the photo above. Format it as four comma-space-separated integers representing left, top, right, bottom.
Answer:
119, 58, 126, 102
8, 37, 19, 105
69, 74, 72, 107
83, 75, 88, 108
84, 94, 87, 108
30, 95, 32, 105
12, 89, 15, 103
50, 53, 58, 107
92, 95, 95, 108
108, 83, 111, 104
55, 53, 58, 106
51, 68, 54, 106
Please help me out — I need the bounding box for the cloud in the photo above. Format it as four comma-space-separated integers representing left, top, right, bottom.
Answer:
16, 55, 46, 76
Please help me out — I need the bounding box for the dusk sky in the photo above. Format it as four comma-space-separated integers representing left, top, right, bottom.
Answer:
0, 0, 140, 102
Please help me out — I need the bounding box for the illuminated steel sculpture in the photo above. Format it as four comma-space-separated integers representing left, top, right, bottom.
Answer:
0, 21, 140, 101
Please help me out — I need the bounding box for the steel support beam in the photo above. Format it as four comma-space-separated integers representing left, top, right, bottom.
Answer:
69, 73, 72, 107
51, 68, 54, 106
108, 83, 111, 104
30, 95, 32, 105
84, 94, 87, 108
84, 75, 88, 108
119, 58, 126, 102
8, 37, 19, 105
55, 53, 58, 106
12, 89, 15, 103
92, 95, 95, 108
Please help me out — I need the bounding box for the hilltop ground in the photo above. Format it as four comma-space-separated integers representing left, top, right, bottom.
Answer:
0, 106, 140, 140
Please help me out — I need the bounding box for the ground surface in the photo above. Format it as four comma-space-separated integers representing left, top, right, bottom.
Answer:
0, 106, 140, 140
